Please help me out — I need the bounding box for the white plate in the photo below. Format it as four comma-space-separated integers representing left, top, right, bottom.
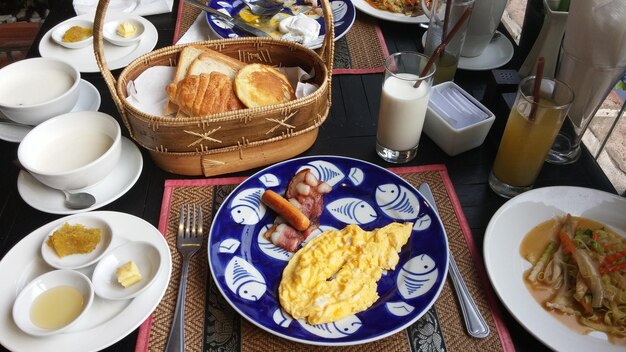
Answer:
0, 211, 171, 352
458, 31, 513, 70
0, 79, 101, 143
17, 137, 143, 215
39, 14, 158, 73
420, 30, 513, 71
351, 0, 428, 23
484, 186, 626, 352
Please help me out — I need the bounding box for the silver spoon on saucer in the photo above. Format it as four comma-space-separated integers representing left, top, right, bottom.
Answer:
13, 160, 96, 209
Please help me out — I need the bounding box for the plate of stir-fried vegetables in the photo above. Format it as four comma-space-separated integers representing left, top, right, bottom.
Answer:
484, 186, 626, 351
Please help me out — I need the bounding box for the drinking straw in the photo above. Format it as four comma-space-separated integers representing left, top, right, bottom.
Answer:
441, 0, 452, 44
529, 57, 545, 121
414, 5, 473, 88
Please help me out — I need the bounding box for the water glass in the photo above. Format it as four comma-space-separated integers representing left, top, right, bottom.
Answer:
376, 52, 436, 164
489, 76, 574, 198
546, 50, 626, 164
423, 0, 475, 84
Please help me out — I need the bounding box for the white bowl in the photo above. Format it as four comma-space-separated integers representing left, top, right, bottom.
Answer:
92, 241, 163, 300
17, 111, 122, 191
51, 18, 94, 49
0, 58, 80, 126
41, 215, 114, 270
423, 81, 495, 156
12, 270, 94, 336
103, 18, 145, 46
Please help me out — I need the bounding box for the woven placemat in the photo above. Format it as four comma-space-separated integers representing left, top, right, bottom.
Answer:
173, 2, 388, 74
136, 165, 514, 351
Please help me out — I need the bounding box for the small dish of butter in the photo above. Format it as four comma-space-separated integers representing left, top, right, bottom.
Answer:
91, 241, 162, 300
103, 17, 145, 47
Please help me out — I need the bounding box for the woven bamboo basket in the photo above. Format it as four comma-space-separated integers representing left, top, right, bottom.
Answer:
93, 0, 334, 176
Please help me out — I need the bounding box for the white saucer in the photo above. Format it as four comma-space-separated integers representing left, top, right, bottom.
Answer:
458, 31, 514, 71
0, 79, 101, 143
39, 13, 158, 73
17, 137, 143, 215
420, 30, 514, 71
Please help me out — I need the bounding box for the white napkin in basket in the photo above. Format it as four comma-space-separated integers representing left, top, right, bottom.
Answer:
176, 12, 218, 44
73, 0, 174, 17
126, 65, 318, 117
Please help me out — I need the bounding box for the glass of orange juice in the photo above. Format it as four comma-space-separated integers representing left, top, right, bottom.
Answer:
489, 76, 574, 198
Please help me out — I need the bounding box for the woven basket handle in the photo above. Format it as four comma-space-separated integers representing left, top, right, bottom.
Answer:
318, 0, 335, 73
93, 0, 133, 134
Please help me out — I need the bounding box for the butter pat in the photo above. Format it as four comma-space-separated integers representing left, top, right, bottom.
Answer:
116, 260, 142, 287
116, 22, 136, 38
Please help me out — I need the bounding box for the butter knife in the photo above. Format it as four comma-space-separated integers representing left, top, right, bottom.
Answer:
418, 183, 490, 339
183, 0, 270, 38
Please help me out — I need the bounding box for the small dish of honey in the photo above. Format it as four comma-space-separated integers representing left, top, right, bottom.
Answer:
41, 215, 114, 270
51, 18, 94, 49
12, 269, 94, 336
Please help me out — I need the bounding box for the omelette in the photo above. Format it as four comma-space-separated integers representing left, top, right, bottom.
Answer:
278, 222, 412, 325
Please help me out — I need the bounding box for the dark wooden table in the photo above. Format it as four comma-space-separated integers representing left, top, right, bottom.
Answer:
0, 2, 617, 351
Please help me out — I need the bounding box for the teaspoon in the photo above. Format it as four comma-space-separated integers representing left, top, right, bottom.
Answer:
13, 160, 97, 210
60, 189, 97, 210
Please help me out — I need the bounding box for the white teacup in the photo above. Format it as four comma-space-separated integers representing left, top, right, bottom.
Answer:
460, 0, 507, 58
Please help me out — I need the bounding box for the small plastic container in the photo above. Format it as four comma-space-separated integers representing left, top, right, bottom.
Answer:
423, 81, 495, 156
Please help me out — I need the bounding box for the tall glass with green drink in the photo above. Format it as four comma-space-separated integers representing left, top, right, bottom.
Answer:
423, 0, 474, 84
489, 76, 574, 198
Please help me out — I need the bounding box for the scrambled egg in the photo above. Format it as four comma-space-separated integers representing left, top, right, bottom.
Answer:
279, 222, 412, 324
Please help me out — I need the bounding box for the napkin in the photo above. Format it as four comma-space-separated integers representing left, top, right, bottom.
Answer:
73, 0, 174, 17
562, 0, 626, 67
176, 12, 218, 44
558, 0, 626, 126
126, 66, 318, 117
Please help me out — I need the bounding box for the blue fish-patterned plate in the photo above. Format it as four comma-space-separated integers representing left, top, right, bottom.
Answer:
205, 0, 356, 50
208, 156, 449, 346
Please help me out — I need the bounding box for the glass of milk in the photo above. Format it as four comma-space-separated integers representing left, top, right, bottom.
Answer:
376, 52, 436, 164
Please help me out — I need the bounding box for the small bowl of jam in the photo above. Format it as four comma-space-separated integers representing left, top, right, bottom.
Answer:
41, 215, 114, 270
51, 18, 94, 49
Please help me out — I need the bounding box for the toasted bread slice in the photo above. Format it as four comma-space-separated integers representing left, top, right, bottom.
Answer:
234, 64, 295, 108
163, 46, 207, 116
188, 49, 245, 79
166, 72, 244, 116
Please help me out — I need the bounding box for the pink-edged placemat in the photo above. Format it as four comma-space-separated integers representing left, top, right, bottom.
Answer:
173, 1, 389, 75
135, 164, 514, 351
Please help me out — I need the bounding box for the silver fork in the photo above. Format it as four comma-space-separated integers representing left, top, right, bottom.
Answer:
241, 0, 283, 16
165, 204, 204, 352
